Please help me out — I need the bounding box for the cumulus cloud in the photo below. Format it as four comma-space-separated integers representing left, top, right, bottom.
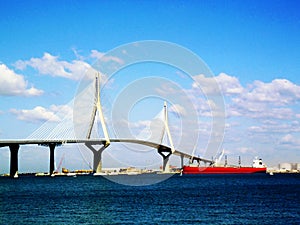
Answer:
280, 134, 294, 144
197, 74, 300, 118
192, 74, 221, 95
215, 73, 244, 95
10, 106, 59, 123
14, 53, 92, 80
192, 73, 243, 96
244, 79, 300, 106
248, 121, 300, 134
278, 134, 300, 146
90, 50, 124, 64
236, 147, 257, 154
223, 77, 300, 120
0, 63, 43, 96
247, 126, 267, 133
10, 104, 72, 123
169, 104, 187, 117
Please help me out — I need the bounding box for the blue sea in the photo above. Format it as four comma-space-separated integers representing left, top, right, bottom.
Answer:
1, 174, 299, 225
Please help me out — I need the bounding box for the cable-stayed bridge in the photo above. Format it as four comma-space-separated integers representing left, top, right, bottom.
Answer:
0, 73, 213, 177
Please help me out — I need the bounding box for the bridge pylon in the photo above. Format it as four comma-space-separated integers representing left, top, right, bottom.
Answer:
158, 102, 175, 173
85, 72, 110, 173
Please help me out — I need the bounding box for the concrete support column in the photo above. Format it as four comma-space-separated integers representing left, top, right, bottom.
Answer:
49, 143, 56, 175
85, 143, 107, 173
162, 156, 170, 173
9, 144, 19, 178
93, 149, 104, 173
180, 154, 184, 168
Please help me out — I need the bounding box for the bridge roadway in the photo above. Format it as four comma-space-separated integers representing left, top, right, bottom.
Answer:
0, 138, 213, 177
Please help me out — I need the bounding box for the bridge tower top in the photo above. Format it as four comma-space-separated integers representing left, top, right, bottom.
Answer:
86, 72, 110, 147
163, 101, 175, 154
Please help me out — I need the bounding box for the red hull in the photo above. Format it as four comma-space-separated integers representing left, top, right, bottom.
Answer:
182, 166, 266, 174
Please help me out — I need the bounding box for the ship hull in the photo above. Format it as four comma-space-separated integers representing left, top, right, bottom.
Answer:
182, 166, 266, 174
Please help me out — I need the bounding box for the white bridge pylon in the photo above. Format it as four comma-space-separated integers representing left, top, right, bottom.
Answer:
86, 72, 110, 146
87, 73, 177, 173
84, 72, 110, 173
157, 102, 176, 173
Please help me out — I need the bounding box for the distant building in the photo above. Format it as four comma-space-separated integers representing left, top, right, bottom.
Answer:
279, 163, 292, 172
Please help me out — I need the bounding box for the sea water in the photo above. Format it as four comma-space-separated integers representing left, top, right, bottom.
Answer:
0, 174, 299, 224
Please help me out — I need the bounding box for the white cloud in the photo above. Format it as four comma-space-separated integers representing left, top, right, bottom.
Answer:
10, 106, 59, 123
248, 107, 294, 119
155, 73, 297, 121
215, 73, 244, 95
49, 104, 72, 116
280, 134, 293, 144
192, 74, 221, 95
244, 79, 300, 106
14, 53, 92, 80
192, 73, 243, 96
226, 78, 300, 120
169, 104, 187, 117
90, 50, 124, 64
248, 126, 266, 133
278, 134, 300, 146
10, 104, 72, 123
0, 63, 43, 96
236, 147, 257, 154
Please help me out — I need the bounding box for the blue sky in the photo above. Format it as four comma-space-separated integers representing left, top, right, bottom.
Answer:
0, 0, 300, 173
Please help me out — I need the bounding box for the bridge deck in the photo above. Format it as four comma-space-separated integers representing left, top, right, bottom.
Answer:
0, 139, 213, 164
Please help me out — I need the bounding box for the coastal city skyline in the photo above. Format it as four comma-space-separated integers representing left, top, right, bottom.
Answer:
1, 1, 300, 173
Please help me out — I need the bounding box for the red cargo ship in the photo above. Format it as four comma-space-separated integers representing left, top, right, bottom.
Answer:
183, 157, 267, 174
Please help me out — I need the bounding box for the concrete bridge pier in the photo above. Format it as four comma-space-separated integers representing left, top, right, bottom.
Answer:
9, 144, 19, 178
49, 143, 56, 175
158, 146, 172, 173
180, 154, 184, 168
85, 143, 107, 173
162, 157, 170, 173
